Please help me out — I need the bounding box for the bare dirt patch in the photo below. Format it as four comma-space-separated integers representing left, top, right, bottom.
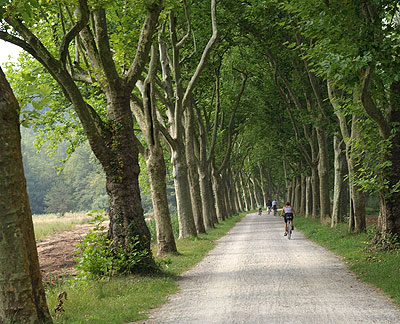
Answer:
37, 223, 97, 283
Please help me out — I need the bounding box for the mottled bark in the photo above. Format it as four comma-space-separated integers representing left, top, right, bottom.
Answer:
146, 146, 177, 256
331, 135, 348, 227
185, 106, 206, 234
328, 81, 365, 232
0, 68, 52, 323
305, 176, 312, 217
240, 173, 250, 211
311, 166, 320, 219
132, 48, 177, 256
212, 166, 226, 221
300, 175, 306, 215
172, 146, 197, 238
316, 127, 331, 220
376, 81, 400, 237
198, 163, 216, 228
1, 2, 163, 270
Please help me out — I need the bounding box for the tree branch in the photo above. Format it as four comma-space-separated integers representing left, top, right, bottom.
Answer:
59, 0, 89, 67
125, 2, 162, 89
360, 66, 391, 139
182, 0, 218, 108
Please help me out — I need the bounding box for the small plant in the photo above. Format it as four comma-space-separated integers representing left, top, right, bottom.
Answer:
364, 225, 400, 252
74, 210, 150, 279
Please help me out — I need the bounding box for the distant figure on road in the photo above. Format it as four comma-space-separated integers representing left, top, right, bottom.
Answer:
257, 203, 262, 216
281, 201, 296, 236
266, 199, 272, 214
272, 199, 278, 215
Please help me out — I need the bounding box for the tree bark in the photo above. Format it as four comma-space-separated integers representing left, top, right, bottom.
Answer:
132, 48, 177, 256
172, 145, 198, 238
300, 175, 306, 215
331, 134, 348, 227
328, 81, 366, 232
0, 67, 52, 323
185, 105, 206, 234
1, 2, 163, 270
305, 176, 312, 217
316, 126, 331, 220
212, 166, 226, 221
146, 145, 178, 256
240, 173, 250, 211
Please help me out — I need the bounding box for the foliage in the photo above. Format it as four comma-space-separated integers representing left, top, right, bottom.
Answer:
21, 128, 109, 214
74, 210, 152, 279
366, 225, 400, 252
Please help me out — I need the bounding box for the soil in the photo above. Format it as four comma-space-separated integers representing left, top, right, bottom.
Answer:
36, 223, 97, 284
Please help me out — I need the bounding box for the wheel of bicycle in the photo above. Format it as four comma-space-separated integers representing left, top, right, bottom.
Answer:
287, 221, 292, 240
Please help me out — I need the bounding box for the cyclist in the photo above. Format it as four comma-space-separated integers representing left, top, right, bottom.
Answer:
272, 199, 278, 215
280, 201, 295, 236
266, 199, 272, 214
257, 203, 262, 216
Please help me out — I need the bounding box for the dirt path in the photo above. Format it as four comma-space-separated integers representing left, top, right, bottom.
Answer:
37, 223, 95, 282
138, 212, 400, 324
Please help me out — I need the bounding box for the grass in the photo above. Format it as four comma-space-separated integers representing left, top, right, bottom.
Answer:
33, 212, 92, 241
45, 212, 247, 324
295, 215, 400, 306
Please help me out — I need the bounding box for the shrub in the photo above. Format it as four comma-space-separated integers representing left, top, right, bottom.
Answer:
75, 210, 150, 279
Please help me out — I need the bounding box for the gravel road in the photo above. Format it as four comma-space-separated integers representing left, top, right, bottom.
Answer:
141, 212, 400, 324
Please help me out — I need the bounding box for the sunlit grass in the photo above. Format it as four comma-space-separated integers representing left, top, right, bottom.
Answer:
33, 212, 93, 241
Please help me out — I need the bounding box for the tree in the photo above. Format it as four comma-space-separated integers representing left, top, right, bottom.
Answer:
1, 0, 163, 270
0, 66, 52, 323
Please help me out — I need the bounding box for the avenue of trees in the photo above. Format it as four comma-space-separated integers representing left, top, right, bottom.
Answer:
1, 0, 399, 322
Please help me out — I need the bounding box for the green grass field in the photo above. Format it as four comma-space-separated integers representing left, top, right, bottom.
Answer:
33, 212, 92, 241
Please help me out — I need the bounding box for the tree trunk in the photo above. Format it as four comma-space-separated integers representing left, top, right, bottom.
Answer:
246, 178, 254, 210
235, 176, 244, 212
198, 163, 216, 228
0, 67, 52, 323
316, 127, 331, 220
377, 81, 400, 238
305, 176, 312, 217
212, 166, 226, 221
328, 81, 365, 233
300, 175, 306, 215
311, 166, 320, 219
185, 107, 206, 234
331, 134, 348, 227
134, 72, 178, 256
172, 145, 197, 238
146, 146, 178, 256
103, 95, 155, 269
240, 173, 250, 211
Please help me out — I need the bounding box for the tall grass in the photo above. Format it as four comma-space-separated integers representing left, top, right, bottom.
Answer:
33, 212, 92, 241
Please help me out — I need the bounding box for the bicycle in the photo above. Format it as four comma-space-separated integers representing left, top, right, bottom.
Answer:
287, 217, 293, 240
